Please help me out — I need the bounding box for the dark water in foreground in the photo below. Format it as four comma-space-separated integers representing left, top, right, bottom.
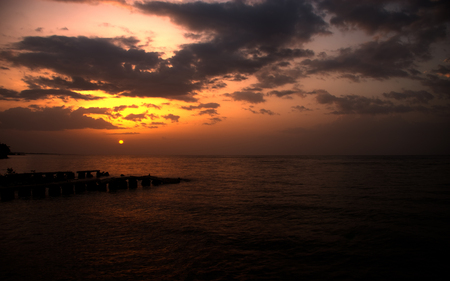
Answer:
1, 155, 450, 280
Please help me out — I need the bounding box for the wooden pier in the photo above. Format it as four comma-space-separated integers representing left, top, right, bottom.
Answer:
0, 170, 185, 201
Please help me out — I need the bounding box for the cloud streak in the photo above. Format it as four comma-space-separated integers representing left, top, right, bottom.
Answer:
0, 106, 120, 131
224, 91, 266, 103
162, 114, 180, 123
315, 91, 429, 115
0, 87, 103, 101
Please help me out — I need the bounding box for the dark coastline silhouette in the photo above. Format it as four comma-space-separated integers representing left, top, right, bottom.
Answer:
0, 143, 11, 159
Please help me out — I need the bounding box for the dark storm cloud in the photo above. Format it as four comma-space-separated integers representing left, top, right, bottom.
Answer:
112, 105, 139, 112
245, 106, 278, 115
267, 90, 303, 98
181, 102, 220, 110
148, 113, 159, 120
21, 89, 103, 101
301, 0, 450, 81
0, 106, 120, 131
0, 35, 201, 101
268, 88, 328, 99
50, 0, 128, 5
253, 62, 308, 89
224, 91, 266, 103
75, 107, 111, 115
302, 36, 421, 80
123, 112, 148, 121
1, 1, 327, 104
151, 122, 166, 125
135, 0, 326, 80
317, 0, 450, 35
292, 105, 312, 112
0, 87, 103, 101
307, 0, 450, 80
142, 103, 162, 110
168, 42, 313, 83
0, 87, 19, 100
383, 90, 434, 104
107, 36, 143, 49
3, 0, 447, 110
432, 65, 450, 76
136, 0, 329, 46
36, 2, 448, 81
198, 109, 219, 116
205, 78, 227, 90
315, 91, 430, 115
259, 109, 277, 115
223, 74, 248, 81
338, 74, 360, 83
162, 114, 180, 123
421, 75, 450, 98
113, 105, 128, 112
107, 132, 140, 135
4, 36, 157, 72
432, 104, 450, 118
317, 0, 413, 34
23, 76, 121, 94
203, 117, 223, 126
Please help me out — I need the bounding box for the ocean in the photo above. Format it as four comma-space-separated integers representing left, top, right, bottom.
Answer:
1, 155, 449, 280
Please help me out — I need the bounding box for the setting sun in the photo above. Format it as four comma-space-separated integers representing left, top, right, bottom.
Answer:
118, 140, 124, 145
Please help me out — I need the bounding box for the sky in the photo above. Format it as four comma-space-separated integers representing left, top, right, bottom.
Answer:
0, 0, 449, 155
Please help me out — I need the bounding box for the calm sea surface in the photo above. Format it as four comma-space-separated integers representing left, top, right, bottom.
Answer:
1, 155, 450, 280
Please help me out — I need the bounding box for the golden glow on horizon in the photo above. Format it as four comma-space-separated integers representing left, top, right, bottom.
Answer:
119, 140, 124, 144
72, 91, 204, 131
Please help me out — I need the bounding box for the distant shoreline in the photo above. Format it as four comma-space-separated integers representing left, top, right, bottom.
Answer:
8, 152, 62, 156
5, 153, 450, 157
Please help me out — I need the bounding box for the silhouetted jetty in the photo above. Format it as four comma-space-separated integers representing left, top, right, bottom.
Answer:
0, 170, 186, 201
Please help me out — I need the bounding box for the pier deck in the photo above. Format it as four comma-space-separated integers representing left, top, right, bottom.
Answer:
0, 171, 186, 201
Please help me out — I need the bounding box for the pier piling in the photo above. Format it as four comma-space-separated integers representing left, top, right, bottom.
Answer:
129, 177, 138, 189
18, 187, 32, 198
62, 183, 74, 195
108, 181, 117, 192
48, 186, 61, 197
32, 186, 46, 198
98, 182, 107, 192
75, 182, 86, 194
117, 178, 128, 189
141, 177, 151, 187
0, 188, 15, 201
86, 181, 98, 191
